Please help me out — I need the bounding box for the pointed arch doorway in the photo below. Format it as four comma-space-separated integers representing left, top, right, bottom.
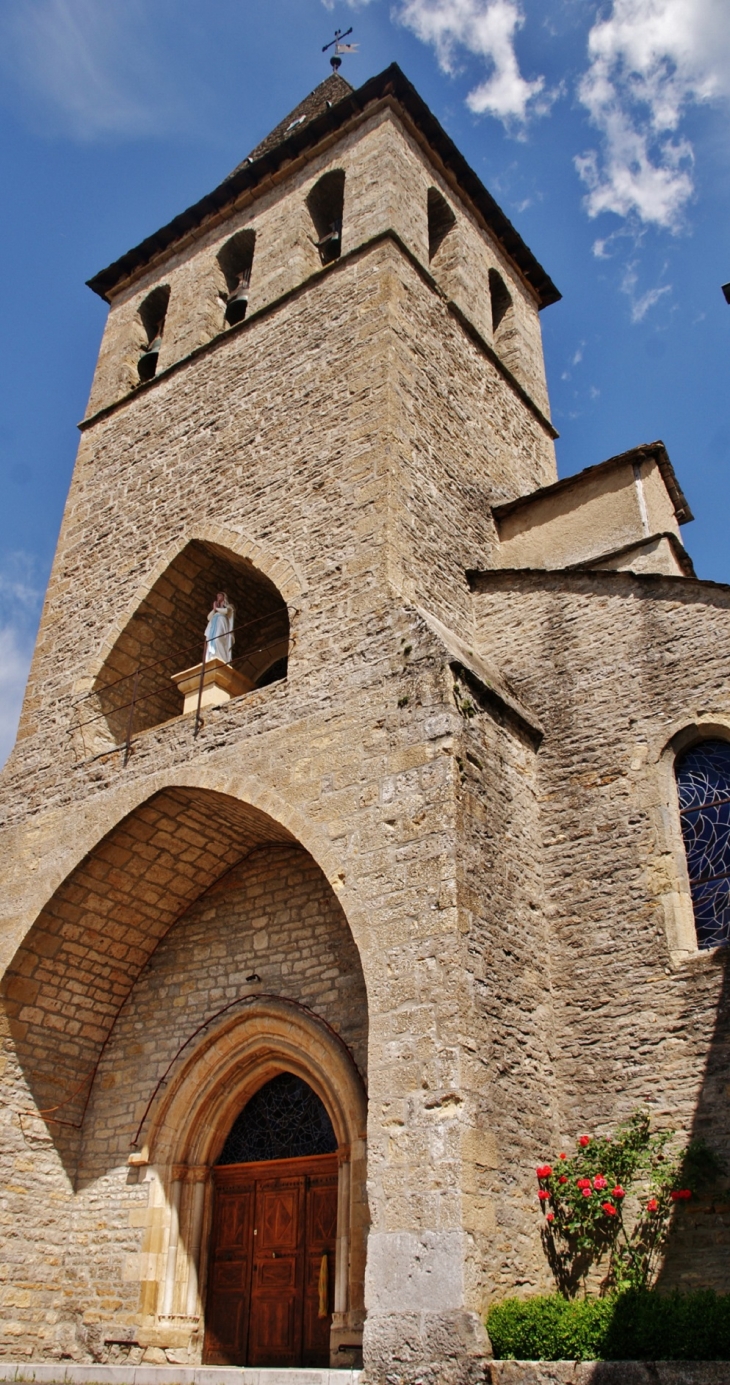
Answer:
205, 1073, 339, 1368
146, 998, 367, 1371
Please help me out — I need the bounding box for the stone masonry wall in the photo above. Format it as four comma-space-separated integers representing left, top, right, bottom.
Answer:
454, 675, 558, 1309
0, 604, 519, 1379
9, 235, 553, 791
85, 106, 552, 441
471, 569, 730, 1291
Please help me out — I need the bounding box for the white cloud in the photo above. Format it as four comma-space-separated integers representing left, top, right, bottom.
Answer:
0, 627, 34, 771
0, 0, 182, 139
576, 0, 730, 229
395, 0, 545, 125
0, 552, 43, 771
621, 260, 672, 319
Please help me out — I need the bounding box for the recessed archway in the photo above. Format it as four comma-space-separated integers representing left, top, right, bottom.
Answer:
1, 782, 369, 1366
84, 539, 290, 749
142, 997, 367, 1368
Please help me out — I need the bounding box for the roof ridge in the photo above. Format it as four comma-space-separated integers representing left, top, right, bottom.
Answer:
228, 71, 354, 177
87, 63, 559, 311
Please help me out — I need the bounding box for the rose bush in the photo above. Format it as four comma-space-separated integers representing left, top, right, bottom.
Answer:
533, 1111, 720, 1296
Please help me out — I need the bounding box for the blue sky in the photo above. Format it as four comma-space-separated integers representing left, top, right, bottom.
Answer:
0, 0, 728, 765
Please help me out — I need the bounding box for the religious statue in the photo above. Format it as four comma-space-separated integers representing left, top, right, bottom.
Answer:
205, 592, 235, 665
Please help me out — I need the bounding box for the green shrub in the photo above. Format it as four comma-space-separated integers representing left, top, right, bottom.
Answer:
487, 1290, 730, 1361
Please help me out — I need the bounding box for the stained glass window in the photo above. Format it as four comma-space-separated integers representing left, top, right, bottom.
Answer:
675, 738, 730, 950
218, 1072, 337, 1164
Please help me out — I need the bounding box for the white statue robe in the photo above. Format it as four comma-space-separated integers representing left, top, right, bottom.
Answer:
205, 601, 235, 664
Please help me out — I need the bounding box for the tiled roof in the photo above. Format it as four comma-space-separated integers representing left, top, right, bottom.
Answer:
234, 72, 353, 169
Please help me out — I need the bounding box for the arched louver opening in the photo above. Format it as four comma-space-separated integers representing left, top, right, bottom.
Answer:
489, 268, 512, 335
307, 170, 345, 266
137, 284, 170, 382
675, 738, 730, 949
427, 187, 456, 261
218, 228, 256, 327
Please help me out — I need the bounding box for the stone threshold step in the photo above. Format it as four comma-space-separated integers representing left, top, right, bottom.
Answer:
0, 1371, 360, 1385
489, 1364, 730, 1384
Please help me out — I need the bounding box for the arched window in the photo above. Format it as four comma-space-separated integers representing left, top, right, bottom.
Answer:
675, 738, 730, 949
217, 228, 256, 327
137, 284, 170, 382
218, 1073, 337, 1164
307, 170, 345, 265
489, 267, 512, 334
427, 187, 456, 261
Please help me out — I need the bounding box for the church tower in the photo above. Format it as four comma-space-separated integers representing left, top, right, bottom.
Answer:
1, 62, 728, 1385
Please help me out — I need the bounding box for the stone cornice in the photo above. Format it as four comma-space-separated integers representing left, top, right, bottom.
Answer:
78, 229, 558, 439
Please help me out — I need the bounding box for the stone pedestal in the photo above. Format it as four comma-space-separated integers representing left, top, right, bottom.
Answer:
171, 658, 253, 715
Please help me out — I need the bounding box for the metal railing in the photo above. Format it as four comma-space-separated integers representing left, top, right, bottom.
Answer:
71, 611, 289, 765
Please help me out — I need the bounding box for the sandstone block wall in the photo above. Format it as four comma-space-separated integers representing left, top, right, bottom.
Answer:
84, 107, 553, 439
471, 569, 730, 1288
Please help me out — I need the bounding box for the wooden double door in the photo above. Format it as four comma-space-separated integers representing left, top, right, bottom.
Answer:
203, 1153, 338, 1368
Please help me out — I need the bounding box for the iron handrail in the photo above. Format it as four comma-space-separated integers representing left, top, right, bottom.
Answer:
71, 609, 287, 705
72, 633, 288, 735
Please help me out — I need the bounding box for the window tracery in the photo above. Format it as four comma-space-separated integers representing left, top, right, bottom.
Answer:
218, 1072, 337, 1164
675, 738, 730, 949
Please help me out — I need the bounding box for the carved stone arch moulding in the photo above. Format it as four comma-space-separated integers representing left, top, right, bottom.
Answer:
141, 997, 368, 1352
652, 716, 730, 964
73, 523, 306, 698
147, 996, 367, 1167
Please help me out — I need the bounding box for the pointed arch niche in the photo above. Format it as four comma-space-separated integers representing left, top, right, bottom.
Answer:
146, 999, 368, 1366
1, 784, 368, 1364
87, 539, 290, 748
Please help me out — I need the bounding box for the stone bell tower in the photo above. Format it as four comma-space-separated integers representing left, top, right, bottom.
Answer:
0, 64, 575, 1383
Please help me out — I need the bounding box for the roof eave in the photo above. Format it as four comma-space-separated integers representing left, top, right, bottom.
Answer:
492, 440, 694, 528
87, 63, 560, 309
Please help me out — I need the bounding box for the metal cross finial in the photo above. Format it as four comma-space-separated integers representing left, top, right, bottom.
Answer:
322, 26, 358, 71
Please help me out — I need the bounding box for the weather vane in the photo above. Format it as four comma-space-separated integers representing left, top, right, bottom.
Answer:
322, 27, 358, 72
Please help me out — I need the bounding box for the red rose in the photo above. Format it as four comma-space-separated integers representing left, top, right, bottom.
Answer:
671, 1189, 692, 1201
593, 1175, 607, 1190
579, 1136, 591, 1148
646, 1199, 658, 1212
546, 1212, 555, 1223
576, 1177, 591, 1189
536, 1165, 553, 1179
558, 1175, 568, 1184
602, 1202, 617, 1216
559, 1153, 567, 1160
538, 1190, 550, 1201
582, 1187, 592, 1198
612, 1186, 625, 1199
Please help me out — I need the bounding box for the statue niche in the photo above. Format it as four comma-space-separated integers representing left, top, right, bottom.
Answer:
86, 541, 289, 753
171, 589, 252, 715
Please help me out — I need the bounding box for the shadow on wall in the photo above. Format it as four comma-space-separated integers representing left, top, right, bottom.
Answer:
84, 540, 289, 751
656, 944, 729, 1289
0, 787, 296, 1182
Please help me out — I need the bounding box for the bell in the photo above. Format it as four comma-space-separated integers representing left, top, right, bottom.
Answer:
137, 334, 162, 382
225, 283, 249, 327
317, 220, 342, 265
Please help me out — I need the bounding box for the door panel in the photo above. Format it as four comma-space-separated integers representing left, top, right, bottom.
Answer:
302, 1173, 338, 1366
204, 1154, 338, 1368
249, 1176, 303, 1367
203, 1184, 253, 1364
